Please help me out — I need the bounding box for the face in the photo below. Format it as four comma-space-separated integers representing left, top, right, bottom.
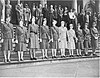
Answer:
53, 20, 57, 25
78, 23, 81, 28
61, 21, 65, 27
70, 9, 73, 12
39, 4, 42, 8
20, 21, 23, 27
85, 23, 88, 28
51, 5, 53, 8
70, 24, 73, 29
25, 4, 28, 8
43, 20, 47, 25
92, 22, 96, 27
6, 17, 10, 24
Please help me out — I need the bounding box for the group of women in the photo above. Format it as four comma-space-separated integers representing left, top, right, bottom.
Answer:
1, 15, 99, 63
0, 0, 99, 63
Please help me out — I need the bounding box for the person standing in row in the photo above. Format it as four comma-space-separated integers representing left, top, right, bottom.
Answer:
6, 0, 12, 18
15, 2, 24, 24
24, 4, 31, 27
83, 23, 91, 56
91, 22, 99, 56
59, 21, 68, 57
32, 3, 36, 17
1, 17, 14, 63
76, 23, 84, 56
40, 18, 50, 59
28, 16, 39, 60
50, 20, 59, 58
67, 24, 77, 57
15, 20, 27, 62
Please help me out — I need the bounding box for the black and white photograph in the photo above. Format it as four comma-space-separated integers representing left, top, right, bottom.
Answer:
0, 0, 100, 77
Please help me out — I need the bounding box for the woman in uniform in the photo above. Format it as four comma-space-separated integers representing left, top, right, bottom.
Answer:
91, 22, 99, 56
59, 21, 68, 57
67, 24, 77, 57
76, 23, 84, 56
1, 17, 14, 63
83, 23, 91, 56
40, 18, 50, 59
50, 20, 59, 58
15, 20, 27, 62
28, 16, 39, 60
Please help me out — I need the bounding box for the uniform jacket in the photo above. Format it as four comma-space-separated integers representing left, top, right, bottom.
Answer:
83, 28, 90, 41
91, 28, 98, 39
50, 26, 59, 41
15, 26, 27, 42
28, 24, 39, 38
40, 25, 50, 40
1, 23, 13, 39
76, 29, 84, 42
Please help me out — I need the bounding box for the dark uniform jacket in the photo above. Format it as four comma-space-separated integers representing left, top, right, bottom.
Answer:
15, 26, 27, 43
40, 25, 50, 40
83, 28, 90, 41
1, 23, 13, 39
50, 26, 59, 41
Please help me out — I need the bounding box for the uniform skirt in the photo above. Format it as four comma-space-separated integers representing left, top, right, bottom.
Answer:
76, 41, 84, 49
91, 38, 98, 49
40, 39, 49, 49
29, 33, 39, 49
2, 39, 12, 51
68, 38, 75, 49
15, 42, 26, 51
83, 40, 89, 49
51, 40, 58, 49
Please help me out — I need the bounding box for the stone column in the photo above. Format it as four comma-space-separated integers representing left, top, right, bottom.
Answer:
99, 0, 100, 12
18, 0, 20, 4
73, 0, 77, 13
1, 0, 5, 22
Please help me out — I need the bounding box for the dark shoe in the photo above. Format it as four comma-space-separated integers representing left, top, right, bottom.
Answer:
30, 58, 33, 60
54, 56, 57, 58
61, 56, 63, 58
84, 54, 89, 56
71, 55, 74, 57
20, 59, 24, 61
7, 59, 11, 63
33, 58, 37, 60
93, 54, 98, 57
44, 57, 48, 59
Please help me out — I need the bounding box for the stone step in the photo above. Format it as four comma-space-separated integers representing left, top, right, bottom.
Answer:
0, 55, 99, 66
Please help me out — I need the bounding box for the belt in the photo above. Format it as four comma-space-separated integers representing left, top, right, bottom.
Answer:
30, 31, 37, 34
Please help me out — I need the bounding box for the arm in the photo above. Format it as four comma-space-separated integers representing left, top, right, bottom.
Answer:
91, 28, 95, 38
15, 5, 20, 13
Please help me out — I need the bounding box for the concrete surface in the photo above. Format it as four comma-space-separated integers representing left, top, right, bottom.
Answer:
0, 57, 99, 77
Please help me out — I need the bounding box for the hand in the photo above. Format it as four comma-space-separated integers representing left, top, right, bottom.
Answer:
0, 39, 4, 43
51, 38, 53, 42
58, 39, 60, 42
95, 37, 98, 40
26, 39, 29, 43
12, 39, 14, 43
15, 40, 18, 43
39, 39, 42, 42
